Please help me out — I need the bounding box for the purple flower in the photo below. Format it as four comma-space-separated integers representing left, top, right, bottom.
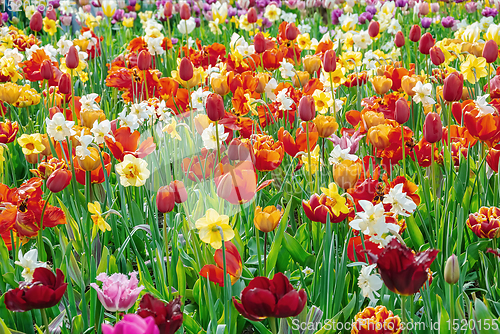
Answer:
421, 17, 432, 28
331, 8, 343, 24
49, 0, 60, 8
193, 4, 200, 15
482, 7, 498, 17
329, 129, 364, 154
195, 17, 201, 27
113, 9, 124, 21
91, 0, 100, 6
102, 314, 159, 334
261, 17, 273, 28
366, 5, 377, 14
171, 37, 179, 44
90, 272, 144, 312
286, 0, 298, 8
465, 2, 477, 13
358, 12, 371, 24
395, 0, 407, 7
319, 26, 328, 34
228, 6, 237, 17
1, 13, 8, 24
60, 14, 72, 26
441, 15, 455, 28
202, 3, 211, 11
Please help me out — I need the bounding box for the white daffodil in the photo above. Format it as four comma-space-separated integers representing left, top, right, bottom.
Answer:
201, 123, 229, 150
357, 264, 383, 301
475, 94, 496, 116
383, 183, 417, 217
15, 249, 47, 282
279, 60, 295, 79
328, 145, 358, 165
412, 81, 436, 106
75, 130, 94, 159
46, 113, 75, 141
91, 120, 111, 144
80, 93, 100, 111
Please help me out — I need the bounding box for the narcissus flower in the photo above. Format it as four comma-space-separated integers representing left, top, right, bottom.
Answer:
89, 202, 111, 237
17, 134, 45, 155
200, 241, 242, 286
115, 154, 151, 187
137, 294, 183, 334
460, 54, 488, 84
467, 207, 500, 239
14, 249, 47, 283
195, 208, 235, 249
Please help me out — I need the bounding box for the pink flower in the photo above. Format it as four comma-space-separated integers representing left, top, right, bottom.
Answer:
90, 272, 144, 312
102, 314, 159, 334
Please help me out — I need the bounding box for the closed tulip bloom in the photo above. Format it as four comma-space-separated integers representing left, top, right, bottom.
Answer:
206, 93, 225, 121
292, 71, 310, 88
77, 146, 101, 171
254, 32, 266, 54
137, 50, 151, 70
179, 57, 193, 82
430, 46, 445, 66
419, 2, 429, 15
303, 55, 322, 74
409, 25, 421, 42
298, 95, 316, 121
323, 49, 336, 72
90, 272, 144, 312
65, 45, 79, 69
247, 7, 257, 23
483, 40, 499, 64
285, 22, 300, 40
371, 76, 393, 95
58, 73, 72, 95
164, 1, 173, 18
395, 97, 410, 124
40, 60, 54, 80
102, 314, 160, 334
444, 254, 460, 284
46, 168, 72, 193
30, 11, 43, 32
395, 31, 405, 47
179, 3, 190, 19
46, 7, 57, 20
137, 295, 183, 334
156, 185, 175, 213
333, 160, 362, 189
423, 112, 443, 143
171, 180, 187, 203
443, 72, 464, 102
0, 82, 22, 105
254, 205, 283, 232
368, 21, 380, 38
313, 115, 338, 138
419, 32, 435, 55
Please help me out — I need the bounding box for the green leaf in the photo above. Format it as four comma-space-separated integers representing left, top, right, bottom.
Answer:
406, 215, 424, 249
177, 255, 186, 303
96, 246, 109, 275
474, 298, 498, 334
266, 200, 292, 276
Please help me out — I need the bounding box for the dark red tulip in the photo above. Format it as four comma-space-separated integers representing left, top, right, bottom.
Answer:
40, 60, 54, 80
58, 73, 71, 95
443, 72, 464, 102
483, 40, 498, 64
29, 11, 43, 32
46, 168, 72, 193
170, 180, 187, 204
419, 32, 435, 55
179, 3, 190, 20
395, 97, 410, 124
46, 7, 57, 20
247, 7, 257, 24
368, 21, 380, 38
369, 239, 438, 296
137, 294, 183, 334
254, 32, 266, 54
206, 93, 225, 121
4, 268, 67, 311
137, 50, 152, 70
285, 23, 300, 41
233, 272, 307, 320
409, 24, 421, 42
323, 49, 336, 72
179, 57, 193, 82
65, 46, 80, 69
298, 95, 316, 122
156, 185, 175, 213
164, 2, 173, 18
395, 31, 405, 48
429, 46, 445, 66
423, 112, 443, 143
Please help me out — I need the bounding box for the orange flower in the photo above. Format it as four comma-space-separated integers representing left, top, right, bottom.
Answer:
105, 126, 156, 162
371, 76, 392, 95
278, 122, 318, 158
467, 207, 500, 239
462, 100, 500, 146
254, 205, 283, 232
412, 137, 441, 168
401, 75, 424, 96
252, 134, 284, 171
333, 160, 362, 190
215, 160, 258, 205
363, 111, 385, 130
74, 152, 112, 185
352, 306, 401, 334
343, 71, 368, 88
367, 123, 392, 149
0, 119, 19, 144
20, 49, 62, 86
313, 115, 338, 138
30, 158, 67, 180
292, 71, 310, 88
199, 241, 242, 286
182, 148, 221, 181
228, 71, 259, 94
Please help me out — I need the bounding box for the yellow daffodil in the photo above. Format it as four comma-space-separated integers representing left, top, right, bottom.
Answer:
312, 89, 333, 114
460, 54, 487, 84
115, 154, 150, 187
0, 57, 22, 82
17, 134, 45, 155
301, 145, 321, 175
340, 51, 362, 71
162, 118, 182, 140
195, 208, 235, 249
320, 182, 350, 216
89, 202, 111, 238
297, 33, 312, 50
42, 17, 57, 36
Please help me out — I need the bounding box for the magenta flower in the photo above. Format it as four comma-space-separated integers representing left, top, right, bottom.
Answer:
102, 314, 159, 334
90, 272, 144, 312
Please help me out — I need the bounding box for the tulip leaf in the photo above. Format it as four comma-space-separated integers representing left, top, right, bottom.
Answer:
436, 295, 450, 334
0, 237, 14, 275
56, 197, 83, 254
283, 233, 314, 267
0, 318, 12, 334
474, 298, 498, 334
266, 200, 292, 276
177, 255, 186, 303
182, 312, 205, 334
406, 214, 425, 249
96, 246, 108, 275
249, 321, 272, 334
48, 310, 66, 334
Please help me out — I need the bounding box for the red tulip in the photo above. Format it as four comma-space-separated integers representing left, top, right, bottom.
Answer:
409, 24, 421, 42
164, 2, 173, 18
179, 57, 193, 82
323, 49, 336, 72
254, 32, 266, 54
369, 239, 439, 296
137, 294, 183, 334
46, 168, 72, 193
200, 241, 242, 286
4, 268, 68, 311
29, 11, 43, 32
423, 112, 443, 143
0, 119, 19, 144
137, 50, 152, 70
46, 7, 57, 20
487, 148, 500, 172
395, 31, 405, 48
170, 180, 187, 204
419, 32, 435, 55
156, 185, 175, 213
347, 236, 382, 264
368, 21, 380, 38
298, 95, 316, 121
395, 97, 410, 124
233, 272, 307, 320
58, 73, 72, 95
179, 3, 190, 20
302, 193, 349, 224
215, 161, 257, 205
40, 60, 54, 80
443, 72, 464, 102
429, 46, 445, 66
490, 75, 500, 99
483, 40, 498, 64
65, 46, 80, 69
285, 22, 299, 41
206, 93, 225, 121
247, 7, 257, 24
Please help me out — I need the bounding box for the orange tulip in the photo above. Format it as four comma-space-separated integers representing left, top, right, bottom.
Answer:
292, 71, 310, 88
333, 160, 362, 190
371, 76, 392, 95
313, 115, 338, 138
278, 122, 319, 157
254, 206, 283, 232
363, 111, 385, 130
252, 134, 284, 172
367, 123, 392, 149
303, 55, 322, 75
215, 161, 258, 205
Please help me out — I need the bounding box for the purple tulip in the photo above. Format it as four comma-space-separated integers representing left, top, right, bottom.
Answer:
171, 37, 179, 44
49, 0, 60, 8
129, 0, 137, 6
331, 8, 343, 24
227, 6, 237, 17
102, 315, 159, 334
90, 272, 144, 312
482, 7, 498, 17
421, 17, 432, 28
113, 9, 124, 21
319, 26, 328, 34
465, 2, 477, 13
441, 16, 455, 28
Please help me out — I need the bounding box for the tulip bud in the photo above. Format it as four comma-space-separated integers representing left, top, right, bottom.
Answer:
58, 73, 72, 95
395, 31, 405, 48
285, 22, 299, 40
40, 60, 54, 80
444, 254, 460, 284
46, 7, 57, 20
137, 50, 151, 70
254, 32, 266, 54
430, 46, 445, 66
368, 21, 380, 38
419, 32, 435, 55
179, 3, 190, 19
30, 11, 43, 32
46, 169, 72, 193
409, 25, 421, 42
171, 180, 187, 203
228, 138, 242, 160
483, 40, 498, 64
323, 49, 336, 73
179, 57, 193, 82
419, 2, 429, 15
395, 98, 410, 124
247, 7, 257, 23
156, 185, 175, 213
423, 112, 443, 143
443, 72, 464, 102
164, 1, 173, 18
298, 95, 316, 121
206, 93, 225, 122
65, 46, 80, 69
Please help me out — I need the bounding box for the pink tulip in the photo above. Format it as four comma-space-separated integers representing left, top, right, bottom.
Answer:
102, 314, 159, 334
90, 272, 144, 312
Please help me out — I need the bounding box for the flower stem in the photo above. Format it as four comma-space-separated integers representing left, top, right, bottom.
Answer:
41, 308, 50, 334
401, 295, 408, 334
163, 214, 171, 300
305, 121, 313, 194
38, 192, 53, 262
264, 232, 268, 276
269, 317, 277, 334
215, 121, 221, 164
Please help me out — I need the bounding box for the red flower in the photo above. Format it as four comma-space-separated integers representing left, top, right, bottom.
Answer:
5, 268, 67, 311
302, 194, 351, 224
369, 239, 438, 296
73, 152, 112, 185
46, 168, 72, 193
233, 272, 307, 321
0, 119, 19, 144
137, 294, 183, 334
182, 148, 226, 181
252, 134, 284, 172
467, 207, 500, 239
278, 122, 318, 158
105, 126, 156, 162
347, 236, 383, 264
200, 241, 242, 286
